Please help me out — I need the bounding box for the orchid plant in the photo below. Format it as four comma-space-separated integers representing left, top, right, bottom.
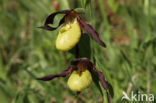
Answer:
38, 10, 111, 103
39, 10, 106, 51
37, 58, 111, 103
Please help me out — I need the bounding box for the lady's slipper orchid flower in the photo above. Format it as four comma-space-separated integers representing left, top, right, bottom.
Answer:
40, 10, 106, 51
37, 58, 111, 103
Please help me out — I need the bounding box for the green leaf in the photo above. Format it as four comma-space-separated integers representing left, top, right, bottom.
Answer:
74, 8, 85, 14
91, 70, 103, 97
78, 33, 91, 59
70, 33, 91, 59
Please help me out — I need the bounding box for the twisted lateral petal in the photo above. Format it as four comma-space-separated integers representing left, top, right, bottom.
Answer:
39, 10, 71, 31
107, 91, 111, 103
93, 66, 111, 103
44, 10, 70, 25
78, 18, 106, 47
36, 66, 75, 81
39, 15, 66, 31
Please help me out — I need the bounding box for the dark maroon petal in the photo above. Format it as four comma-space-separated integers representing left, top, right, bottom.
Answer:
39, 25, 57, 31
39, 10, 71, 31
93, 66, 111, 103
36, 66, 75, 81
93, 68, 108, 89
107, 91, 111, 103
45, 10, 70, 25
39, 15, 66, 31
78, 18, 106, 47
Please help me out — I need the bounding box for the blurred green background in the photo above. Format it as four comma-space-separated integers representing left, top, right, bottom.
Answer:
0, 0, 156, 103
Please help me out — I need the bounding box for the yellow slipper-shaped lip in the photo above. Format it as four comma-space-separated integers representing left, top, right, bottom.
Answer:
67, 69, 92, 92
56, 19, 81, 51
